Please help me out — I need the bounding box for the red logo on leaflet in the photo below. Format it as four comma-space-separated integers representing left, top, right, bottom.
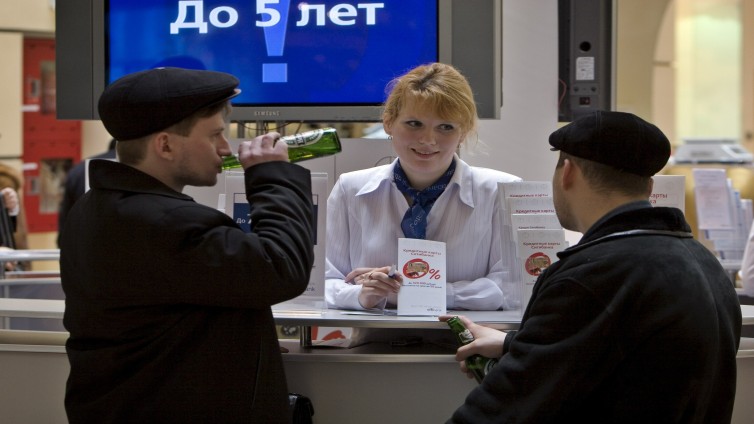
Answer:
402, 258, 429, 279
525, 252, 552, 276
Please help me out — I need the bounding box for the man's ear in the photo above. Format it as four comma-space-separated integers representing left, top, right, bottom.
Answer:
561, 158, 576, 190
153, 132, 174, 160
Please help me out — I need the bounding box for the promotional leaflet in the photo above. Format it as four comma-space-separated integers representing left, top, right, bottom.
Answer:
507, 197, 556, 215
497, 181, 558, 314
517, 229, 567, 307
690, 169, 752, 260
509, 213, 562, 243
499, 181, 553, 226
397, 238, 446, 316
693, 168, 734, 230
500, 181, 553, 199
650, 175, 686, 212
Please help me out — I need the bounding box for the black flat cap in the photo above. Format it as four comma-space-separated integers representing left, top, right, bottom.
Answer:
549, 111, 671, 177
98, 67, 240, 141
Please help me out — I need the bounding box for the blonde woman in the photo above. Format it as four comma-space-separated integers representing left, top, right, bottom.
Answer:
325, 63, 521, 311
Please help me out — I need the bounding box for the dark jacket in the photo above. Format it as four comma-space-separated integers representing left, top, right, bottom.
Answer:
61, 159, 315, 423
57, 142, 117, 247
449, 202, 742, 423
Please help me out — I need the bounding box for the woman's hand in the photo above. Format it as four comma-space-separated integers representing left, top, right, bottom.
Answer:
346, 266, 402, 309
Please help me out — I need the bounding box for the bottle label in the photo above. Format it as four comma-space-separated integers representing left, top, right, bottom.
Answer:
281, 129, 324, 148
458, 329, 474, 344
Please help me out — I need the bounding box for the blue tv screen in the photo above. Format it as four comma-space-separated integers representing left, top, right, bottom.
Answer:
106, 0, 439, 107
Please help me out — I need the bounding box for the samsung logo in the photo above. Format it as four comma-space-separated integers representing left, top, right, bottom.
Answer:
253, 111, 281, 116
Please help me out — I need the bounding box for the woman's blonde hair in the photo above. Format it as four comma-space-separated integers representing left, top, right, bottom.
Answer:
382, 63, 478, 143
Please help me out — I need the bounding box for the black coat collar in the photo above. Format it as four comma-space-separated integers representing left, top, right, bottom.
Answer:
560, 203, 692, 259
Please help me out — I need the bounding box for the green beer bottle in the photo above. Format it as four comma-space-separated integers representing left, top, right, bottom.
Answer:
446, 316, 498, 384
222, 127, 342, 170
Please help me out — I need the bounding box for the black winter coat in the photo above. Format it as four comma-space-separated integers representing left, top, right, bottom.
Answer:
61, 160, 315, 423
449, 202, 742, 423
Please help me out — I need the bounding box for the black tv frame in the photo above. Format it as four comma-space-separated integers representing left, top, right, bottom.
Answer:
57, 0, 502, 122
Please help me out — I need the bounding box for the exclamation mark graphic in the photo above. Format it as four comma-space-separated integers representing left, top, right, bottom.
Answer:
262, 0, 291, 83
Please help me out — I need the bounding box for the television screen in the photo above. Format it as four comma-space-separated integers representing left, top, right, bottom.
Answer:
57, 0, 501, 122
107, 1, 438, 108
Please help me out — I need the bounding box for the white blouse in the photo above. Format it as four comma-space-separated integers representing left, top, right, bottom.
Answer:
325, 157, 521, 311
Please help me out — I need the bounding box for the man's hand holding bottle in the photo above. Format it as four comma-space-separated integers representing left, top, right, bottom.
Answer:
237, 132, 289, 169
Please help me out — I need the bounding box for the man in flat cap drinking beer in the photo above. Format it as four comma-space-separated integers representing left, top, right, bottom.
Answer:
60, 67, 315, 423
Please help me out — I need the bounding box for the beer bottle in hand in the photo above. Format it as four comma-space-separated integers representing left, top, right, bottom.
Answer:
446, 316, 498, 384
222, 127, 342, 169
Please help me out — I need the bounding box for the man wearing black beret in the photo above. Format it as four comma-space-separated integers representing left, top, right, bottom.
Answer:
60, 67, 315, 423
443, 111, 742, 423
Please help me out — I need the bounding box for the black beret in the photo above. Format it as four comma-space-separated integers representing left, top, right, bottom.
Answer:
548, 111, 671, 177
98, 67, 240, 141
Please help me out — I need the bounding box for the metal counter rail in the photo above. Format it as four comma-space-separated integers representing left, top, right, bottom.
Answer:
0, 298, 65, 319
278, 338, 460, 363
1, 299, 754, 324
2, 300, 754, 367
2, 299, 753, 340
273, 309, 523, 330
1, 267, 61, 286
0, 249, 61, 262
0, 299, 522, 346
0, 249, 62, 328
273, 308, 523, 346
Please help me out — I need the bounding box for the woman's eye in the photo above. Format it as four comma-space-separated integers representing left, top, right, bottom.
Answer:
439, 124, 456, 132
406, 120, 422, 128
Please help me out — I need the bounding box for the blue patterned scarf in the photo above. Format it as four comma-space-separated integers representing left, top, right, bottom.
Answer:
393, 159, 457, 239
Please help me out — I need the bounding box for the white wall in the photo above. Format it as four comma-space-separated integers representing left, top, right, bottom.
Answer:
465, 0, 559, 182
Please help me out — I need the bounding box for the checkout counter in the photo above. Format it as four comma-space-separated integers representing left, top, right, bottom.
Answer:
4, 140, 753, 421
0, 296, 753, 424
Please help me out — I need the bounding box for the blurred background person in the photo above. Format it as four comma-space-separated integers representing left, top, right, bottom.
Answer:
1, 186, 20, 270
0, 163, 28, 254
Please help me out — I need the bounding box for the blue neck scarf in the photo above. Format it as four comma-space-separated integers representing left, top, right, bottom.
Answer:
393, 159, 457, 239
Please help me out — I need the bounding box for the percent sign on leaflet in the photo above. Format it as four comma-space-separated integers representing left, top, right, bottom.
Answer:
428, 269, 441, 280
